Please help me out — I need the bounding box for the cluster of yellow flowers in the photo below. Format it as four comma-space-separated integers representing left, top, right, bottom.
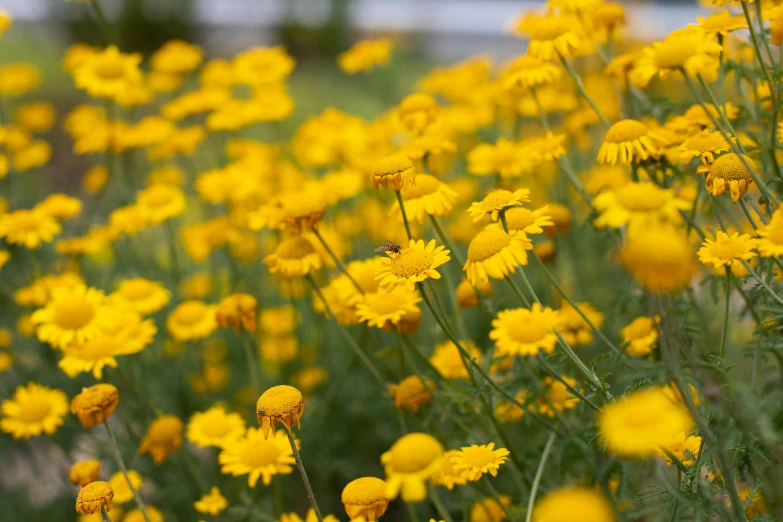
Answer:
2, 0, 783, 519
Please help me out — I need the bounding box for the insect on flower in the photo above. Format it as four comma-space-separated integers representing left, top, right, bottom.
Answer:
374, 240, 402, 256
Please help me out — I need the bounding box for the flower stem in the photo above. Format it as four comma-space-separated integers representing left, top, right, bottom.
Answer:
429, 214, 464, 267
242, 331, 261, 400
482, 476, 513, 521
396, 189, 414, 241
558, 54, 611, 128
284, 426, 324, 522
306, 274, 388, 387
104, 421, 152, 522
525, 432, 556, 522
101, 506, 113, 522
428, 486, 454, 522
741, 1, 775, 101
719, 267, 731, 363
179, 447, 208, 495
164, 219, 181, 286
311, 226, 363, 294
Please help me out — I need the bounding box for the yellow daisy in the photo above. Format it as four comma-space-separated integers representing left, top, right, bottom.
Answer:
166, 300, 218, 341
463, 227, 532, 285
138, 415, 184, 464
501, 206, 554, 235
467, 138, 536, 179
391, 174, 458, 224
0, 209, 61, 249
532, 487, 616, 522
619, 224, 695, 293
490, 304, 561, 357
218, 428, 296, 487
0, 382, 68, 439
194, 487, 229, 516
535, 376, 580, 417
677, 129, 732, 164
111, 278, 171, 315
355, 288, 422, 331
502, 55, 562, 93
597, 119, 659, 166
429, 340, 482, 380
621, 316, 659, 357
73, 45, 143, 100
450, 442, 510, 481
470, 495, 512, 522
381, 432, 444, 502
629, 28, 721, 87
264, 236, 323, 278
375, 239, 450, 292
31, 284, 112, 349
557, 301, 604, 347
136, 183, 187, 224
656, 431, 702, 466
341, 476, 390, 521
388, 375, 435, 412
467, 189, 531, 222
593, 182, 690, 231
34, 194, 82, 221
703, 153, 756, 202
756, 209, 783, 257
434, 450, 470, 490
523, 15, 582, 61
108, 470, 143, 503
698, 230, 757, 269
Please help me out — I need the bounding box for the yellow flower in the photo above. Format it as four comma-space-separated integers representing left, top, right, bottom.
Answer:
341, 477, 390, 520
31, 284, 112, 348
194, 486, 228, 516
82, 165, 108, 194
494, 391, 527, 423
139, 415, 183, 464
112, 278, 171, 315
704, 153, 756, 202
233, 46, 295, 85
535, 376, 580, 417
293, 366, 329, 394
108, 470, 142, 504
13, 101, 56, 133
523, 15, 582, 60
371, 154, 416, 191
58, 333, 138, 379
388, 375, 435, 412
75, 481, 114, 515
70, 459, 101, 487
338, 38, 392, 74
0, 209, 61, 249
256, 385, 304, 439
469, 495, 512, 522
597, 119, 659, 166
375, 239, 450, 292
698, 230, 757, 269
430, 340, 482, 380
463, 227, 532, 285
13, 139, 52, 171
678, 129, 732, 164
656, 431, 702, 466
218, 428, 297, 487
593, 182, 690, 232
136, 183, 187, 224
468, 189, 531, 223
557, 302, 604, 347
468, 139, 535, 178
34, 194, 82, 221
756, 208, 783, 257
166, 300, 218, 341
1, 382, 68, 439
502, 206, 554, 235
381, 432, 444, 502
0, 9, 11, 37
70, 383, 119, 429
532, 486, 616, 522
490, 304, 560, 357
123, 506, 164, 522
398, 93, 439, 132
216, 293, 257, 332
433, 450, 470, 490
0, 63, 40, 96
391, 174, 458, 223
151, 39, 203, 74
73, 46, 143, 100
280, 509, 339, 522
355, 287, 422, 331
698, 10, 746, 38
259, 306, 300, 336
455, 278, 493, 308
599, 386, 693, 457
621, 316, 659, 357
619, 225, 695, 293
450, 443, 510, 481
502, 55, 562, 93
187, 405, 246, 448
264, 236, 323, 278
630, 28, 721, 87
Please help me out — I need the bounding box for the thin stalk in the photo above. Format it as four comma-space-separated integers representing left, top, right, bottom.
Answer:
179, 448, 207, 495
741, 1, 775, 100
396, 190, 414, 241
429, 214, 464, 267
718, 267, 731, 362
242, 331, 261, 400
505, 274, 532, 307
537, 356, 603, 413
525, 433, 556, 522
306, 274, 388, 387
482, 477, 513, 521
428, 487, 454, 522
312, 226, 363, 294
285, 426, 324, 522
104, 422, 152, 522
101, 507, 113, 522
659, 446, 690, 475
164, 219, 181, 286
406, 502, 421, 522
740, 260, 783, 306
558, 54, 611, 128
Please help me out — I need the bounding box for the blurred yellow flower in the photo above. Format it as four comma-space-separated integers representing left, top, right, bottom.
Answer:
381, 433, 444, 502
0, 382, 68, 439
339, 38, 392, 74
218, 428, 296, 487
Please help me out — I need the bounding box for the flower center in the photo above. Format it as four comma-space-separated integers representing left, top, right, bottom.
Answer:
653, 36, 699, 69
121, 281, 154, 300
683, 133, 722, 152
371, 292, 414, 315
481, 190, 514, 210
711, 153, 755, 181
389, 249, 433, 278
390, 437, 441, 473
625, 322, 652, 340
143, 186, 174, 207
199, 419, 234, 438
242, 442, 281, 467
459, 449, 495, 468
468, 228, 511, 261
53, 297, 95, 330
508, 316, 552, 343
531, 18, 571, 40
78, 337, 117, 361
95, 60, 126, 80
11, 211, 43, 232
605, 119, 647, 143
18, 397, 52, 423
709, 238, 745, 260
175, 302, 207, 325
614, 184, 667, 211
276, 237, 316, 259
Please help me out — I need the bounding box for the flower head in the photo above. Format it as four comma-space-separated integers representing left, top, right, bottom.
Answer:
464, 228, 532, 285
342, 477, 390, 520
109, 470, 142, 504
139, 415, 183, 464
392, 174, 458, 223
704, 153, 756, 202
218, 428, 296, 487
375, 239, 450, 292
450, 443, 510, 481
0, 209, 61, 249
70, 383, 119, 429
381, 432, 444, 502
677, 129, 731, 164
194, 486, 228, 516
187, 405, 246, 448
535, 376, 580, 417
112, 278, 170, 315
502, 55, 562, 93
524, 15, 582, 60
70, 459, 101, 487
1, 382, 68, 439
455, 278, 493, 308
389, 375, 435, 412
371, 154, 416, 190
73, 45, 143, 100
398, 93, 439, 132
216, 293, 258, 332
619, 225, 695, 293
557, 302, 604, 346
75, 481, 113, 515
256, 385, 304, 439
264, 236, 323, 278
468, 139, 536, 179
698, 231, 757, 269
490, 304, 560, 357
430, 340, 482, 379
599, 386, 693, 457
656, 432, 702, 466
593, 182, 690, 232
597, 119, 658, 166
756, 208, 783, 257
532, 486, 616, 522
621, 316, 659, 357
356, 287, 422, 331
166, 300, 218, 341
630, 29, 721, 87
470, 495, 512, 522
468, 189, 531, 222
338, 38, 392, 74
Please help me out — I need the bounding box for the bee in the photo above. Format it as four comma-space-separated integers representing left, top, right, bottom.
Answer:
374, 240, 402, 255
257, 409, 265, 416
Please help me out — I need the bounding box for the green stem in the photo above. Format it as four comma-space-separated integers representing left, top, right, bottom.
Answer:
482, 477, 513, 522
525, 433, 556, 522
306, 274, 388, 387
164, 219, 181, 286
285, 426, 324, 522
104, 422, 152, 522
659, 446, 690, 475
558, 54, 611, 128
741, 1, 775, 103
242, 331, 261, 400
741, 260, 783, 306
537, 356, 603, 413
101, 506, 113, 522
180, 447, 208, 495
406, 502, 421, 522
312, 226, 363, 294
428, 487, 454, 522
718, 267, 731, 362
429, 214, 464, 267
505, 274, 532, 307
396, 190, 414, 241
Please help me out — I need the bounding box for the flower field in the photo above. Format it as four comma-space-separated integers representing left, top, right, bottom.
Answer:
2, 1, 783, 521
